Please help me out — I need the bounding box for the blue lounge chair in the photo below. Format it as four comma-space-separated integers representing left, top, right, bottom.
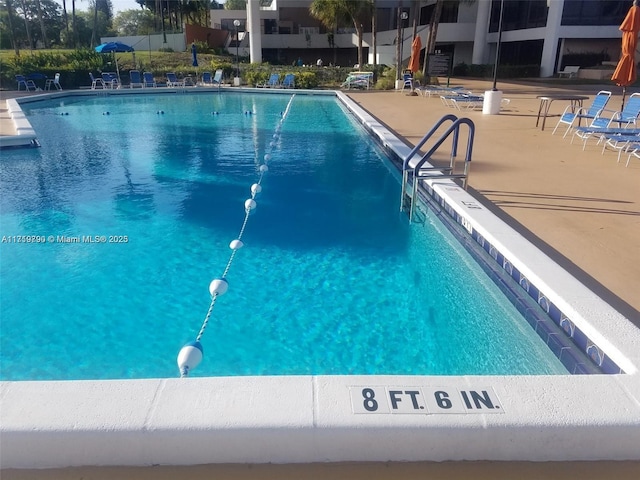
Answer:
129, 70, 143, 88
143, 72, 156, 88
201, 71, 213, 85
16, 75, 37, 91
572, 93, 640, 148
258, 73, 280, 88
89, 72, 106, 89
281, 73, 295, 89
166, 72, 185, 87
102, 72, 120, 89
552, 90, 611, 137
401, 71, 414, 93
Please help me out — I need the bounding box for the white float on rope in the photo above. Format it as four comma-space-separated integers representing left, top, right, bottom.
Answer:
229, 239, 244, 250
177, 341, 203, 377
209, 278, 229, 296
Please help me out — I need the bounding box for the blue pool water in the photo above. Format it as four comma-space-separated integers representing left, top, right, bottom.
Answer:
0, 92, 568, 380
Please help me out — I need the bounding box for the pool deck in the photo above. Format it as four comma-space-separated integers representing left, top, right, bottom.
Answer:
1, 82, 639, 478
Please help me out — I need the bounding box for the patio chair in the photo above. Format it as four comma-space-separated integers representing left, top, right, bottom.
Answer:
129, 70, 143, 88
166, 72, 185, 87
624, 144, 640, 167
341, 72, 373, 90
45, 73, 62, 91
552, 90, 612, 137
572, 93, 640, 148
89, 72, 106, 89
400, 71, 414, 93
16, 75, 37, 91
257, 73, 280, 88
201, 71, 213, 85
281, 73, 295, 89
201, 70, 223, 88
143, 72, 156, 88
102, 72, 120, 89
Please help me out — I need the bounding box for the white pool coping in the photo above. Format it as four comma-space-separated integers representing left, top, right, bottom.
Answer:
1, 89, 639, 469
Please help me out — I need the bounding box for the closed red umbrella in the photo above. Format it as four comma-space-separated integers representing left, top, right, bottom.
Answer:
408, 36, 422, 74
611, 1, 640, 108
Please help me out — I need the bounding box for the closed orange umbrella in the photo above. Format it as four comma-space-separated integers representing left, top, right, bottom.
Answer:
611, 1, 640, 108
408, 35, 422, 73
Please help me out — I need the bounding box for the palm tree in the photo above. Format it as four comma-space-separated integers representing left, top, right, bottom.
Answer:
72, 0, 78, 48
371, 0, 376, 67
5, 0, 20, 55
34, 0, 49, 48
61, 0, 70, 47
310, 0, 373, 68
19, 0, 34, 50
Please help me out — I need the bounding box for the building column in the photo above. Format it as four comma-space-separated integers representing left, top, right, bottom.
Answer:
540, 0, 564, 77
247, 0, 262, 64
472, 0, 491, 64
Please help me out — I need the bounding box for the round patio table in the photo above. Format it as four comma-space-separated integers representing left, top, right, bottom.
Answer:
536, 94, 589, 131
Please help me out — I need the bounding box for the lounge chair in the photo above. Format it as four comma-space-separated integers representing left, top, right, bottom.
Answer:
202, 70, 223, 88
552, 90, 612, 137
571, 93, 640, 148
102, 72, 120, 89
16, 75, 37, 91
89, 72, 106, 89
624, 144, 640, 167
594, 129, 640, 158
281, 73, 295, 89
341, 71, 373, 90
257, 73, 280, 88
166, 72, 185, 87
400, 71, 414, 93
201, 71, 213, 85
143, 72, 156, 88
129, 70, 143, 88
45, 73, 62, 91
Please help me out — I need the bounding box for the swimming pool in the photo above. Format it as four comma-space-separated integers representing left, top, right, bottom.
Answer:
1, 89, 639, 469
0, 91, 570, 380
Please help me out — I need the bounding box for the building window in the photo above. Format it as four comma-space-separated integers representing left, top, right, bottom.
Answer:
421, 1, 459, 25
562, 0, 628, 26
489, 0, 548, 32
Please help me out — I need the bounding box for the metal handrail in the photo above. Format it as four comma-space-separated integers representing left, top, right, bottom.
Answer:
400, 115, 475, 222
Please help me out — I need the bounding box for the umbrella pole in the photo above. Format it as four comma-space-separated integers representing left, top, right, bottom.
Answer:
114, 53, 120, 87
622, 86, 627, 111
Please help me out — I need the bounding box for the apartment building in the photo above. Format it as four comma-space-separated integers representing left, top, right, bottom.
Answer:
210, 0, 629, 77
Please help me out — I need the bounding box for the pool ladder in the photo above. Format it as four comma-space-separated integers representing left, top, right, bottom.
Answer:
400, 114, 475, 223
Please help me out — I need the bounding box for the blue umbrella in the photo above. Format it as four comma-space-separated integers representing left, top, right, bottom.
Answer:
95, 42, 134, 83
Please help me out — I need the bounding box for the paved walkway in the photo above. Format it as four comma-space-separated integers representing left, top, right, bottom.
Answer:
1, 82, 639, 478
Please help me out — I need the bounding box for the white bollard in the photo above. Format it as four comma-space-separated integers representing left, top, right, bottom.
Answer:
482, 89, 503, 115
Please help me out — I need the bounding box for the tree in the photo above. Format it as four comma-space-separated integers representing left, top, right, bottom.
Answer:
224, 0, 245, 10
34, 0, 49, 47
91, 0, 113, 46
310, 0, 373, 68
113, 8, 155, 36
1, 0, 21, 53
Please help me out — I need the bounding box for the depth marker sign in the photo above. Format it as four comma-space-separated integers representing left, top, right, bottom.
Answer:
349, 386, 504, 414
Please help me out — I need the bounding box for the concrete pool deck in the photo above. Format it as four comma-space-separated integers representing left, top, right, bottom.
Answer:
1, 82, 639, 478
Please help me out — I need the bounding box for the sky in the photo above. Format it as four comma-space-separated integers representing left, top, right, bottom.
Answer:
55, 1, 226, 16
